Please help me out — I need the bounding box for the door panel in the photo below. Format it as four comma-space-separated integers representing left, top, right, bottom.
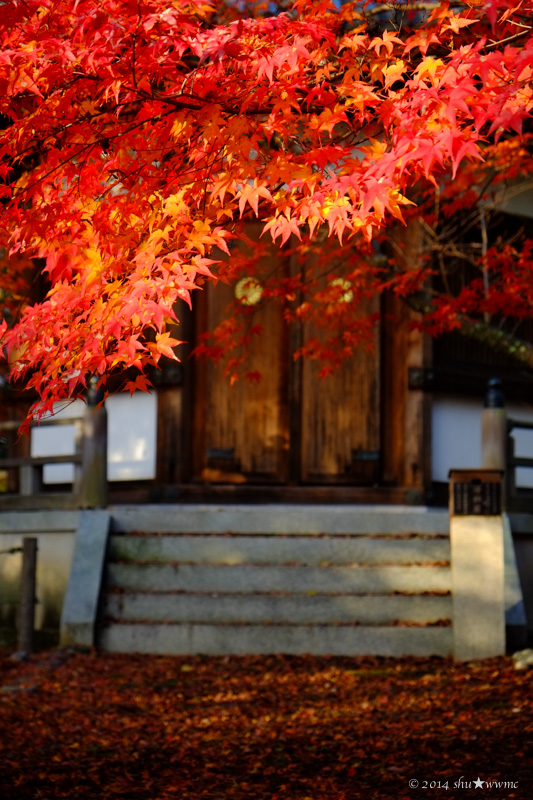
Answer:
300, 297, 380, 484
195, 268, 288, 484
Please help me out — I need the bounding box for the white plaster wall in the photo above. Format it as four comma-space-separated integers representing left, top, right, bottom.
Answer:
31, 392, 157, 483
431, 394, 533, 487
431, 396, 481, 482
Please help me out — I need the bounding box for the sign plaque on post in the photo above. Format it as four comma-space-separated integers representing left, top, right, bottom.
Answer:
452, 473, 502, 516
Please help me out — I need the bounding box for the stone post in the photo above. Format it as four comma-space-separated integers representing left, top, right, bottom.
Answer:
17, 537, 37, 654
449, 469, 505, 660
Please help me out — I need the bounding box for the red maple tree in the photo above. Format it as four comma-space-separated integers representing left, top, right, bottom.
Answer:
1, 0, 532, 415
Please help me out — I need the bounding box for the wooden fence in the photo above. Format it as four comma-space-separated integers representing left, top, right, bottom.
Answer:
507, 417, 533, 511
0, 400, 107, 510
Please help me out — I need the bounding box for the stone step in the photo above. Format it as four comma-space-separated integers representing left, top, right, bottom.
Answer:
108, 533, 450, 566
105, 562, 452, 594
98, 622, 453, 657
103, 592, 452, 625
109, 504, 450, 535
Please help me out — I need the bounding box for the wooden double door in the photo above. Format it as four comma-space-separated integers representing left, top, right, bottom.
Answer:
191, 245, 382, 489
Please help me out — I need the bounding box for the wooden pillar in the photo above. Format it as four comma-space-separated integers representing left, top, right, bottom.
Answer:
80, 378, 108, 508
155, 386, 183, 488
155, 302, 193, 490
8, 402, 31, 494
381, 220, 432, 498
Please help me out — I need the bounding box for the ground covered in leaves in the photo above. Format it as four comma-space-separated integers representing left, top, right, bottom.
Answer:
0, 649, 531, 799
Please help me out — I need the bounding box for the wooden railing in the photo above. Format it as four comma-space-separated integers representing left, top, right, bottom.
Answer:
0, 416, 83, 496
507, 417, 533, 510
0, 399, 107, 509
480, 379, 533, 511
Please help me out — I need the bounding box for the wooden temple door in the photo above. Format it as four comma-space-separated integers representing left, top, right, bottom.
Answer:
191, 235, 382, 490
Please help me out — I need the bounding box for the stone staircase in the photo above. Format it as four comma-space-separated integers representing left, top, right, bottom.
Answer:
96, 505, 453, 657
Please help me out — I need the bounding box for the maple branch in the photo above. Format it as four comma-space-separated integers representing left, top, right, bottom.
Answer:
142, 90, 205, 112
130, 0, 142, 90
7, 106, 179, 206
420, 219, 482, 269
457, 319, 533, 370
9, 140, 96, 201
483, 27, 533, 52
364, 2, 442, 17
437, 250, 452, 297
479, 202, 490, 323
401, 286, 533, 370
